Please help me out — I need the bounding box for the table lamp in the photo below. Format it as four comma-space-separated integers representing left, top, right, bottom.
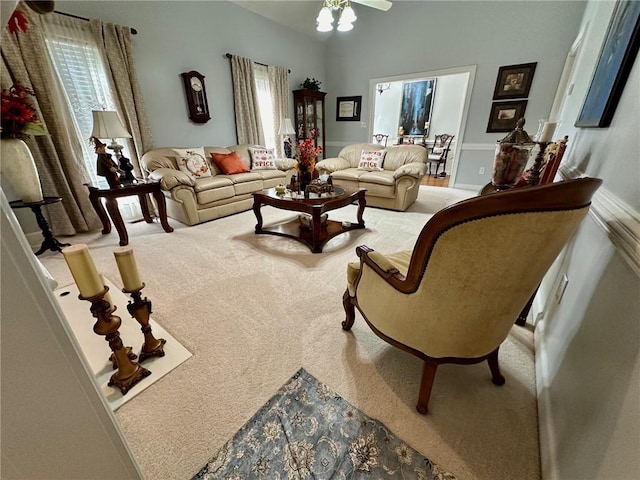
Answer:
278, 118, 296, 158
91, 110, 136, 186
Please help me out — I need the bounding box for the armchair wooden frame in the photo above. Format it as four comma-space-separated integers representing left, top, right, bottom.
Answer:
342, 178, 602, 414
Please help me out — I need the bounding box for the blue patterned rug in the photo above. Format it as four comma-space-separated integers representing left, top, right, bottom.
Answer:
193, 368, 457, 479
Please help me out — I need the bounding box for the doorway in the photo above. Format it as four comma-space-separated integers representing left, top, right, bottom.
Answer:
369, 65, 476, 187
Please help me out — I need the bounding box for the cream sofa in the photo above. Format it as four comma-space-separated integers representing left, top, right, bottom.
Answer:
140, 145, 296, 226
315, 144, 428, 211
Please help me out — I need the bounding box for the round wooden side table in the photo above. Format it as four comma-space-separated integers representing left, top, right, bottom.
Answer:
9, 196, 71, 255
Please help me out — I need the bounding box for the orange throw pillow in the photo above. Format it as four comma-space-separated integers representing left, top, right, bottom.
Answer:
210, 151, 249, 174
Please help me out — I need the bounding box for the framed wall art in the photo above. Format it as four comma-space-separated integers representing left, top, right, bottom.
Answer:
486, 100, 528, 133
336, 96, 361, 121
576, 0, 640, 127
492, 62, 537, 100
398, 79, 436, 135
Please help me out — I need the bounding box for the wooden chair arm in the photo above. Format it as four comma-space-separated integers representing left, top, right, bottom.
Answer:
356, 245, 405, 284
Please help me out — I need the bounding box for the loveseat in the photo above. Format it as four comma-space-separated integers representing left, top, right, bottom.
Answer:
315, 143, 428, 211
140, 145, 296, 226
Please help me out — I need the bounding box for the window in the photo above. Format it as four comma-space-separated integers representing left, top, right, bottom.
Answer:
43, 18, 140, 218
254, 64, 276, 150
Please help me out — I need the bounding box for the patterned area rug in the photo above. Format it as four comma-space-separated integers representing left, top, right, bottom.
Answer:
193, 368, 457, 479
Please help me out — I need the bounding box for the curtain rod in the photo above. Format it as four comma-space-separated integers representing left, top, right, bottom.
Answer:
225, 53, 290, 73
53, 10, 138, 35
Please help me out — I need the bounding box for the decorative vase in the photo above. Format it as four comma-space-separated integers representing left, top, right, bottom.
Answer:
491, 118, 535, 190
0, 138, 44, 203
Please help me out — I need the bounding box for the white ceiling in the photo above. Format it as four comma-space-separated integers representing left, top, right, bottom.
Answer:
232, 1, 328, 40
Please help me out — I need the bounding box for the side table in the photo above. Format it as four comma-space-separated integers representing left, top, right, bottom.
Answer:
9, 196, 71, 255
86, 181, 174, 246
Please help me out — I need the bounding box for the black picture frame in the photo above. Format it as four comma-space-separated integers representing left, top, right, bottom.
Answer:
576, 0, 640, 127
336, 96, 361, 121
492, 62, 537, 100
486, 100, 528, 133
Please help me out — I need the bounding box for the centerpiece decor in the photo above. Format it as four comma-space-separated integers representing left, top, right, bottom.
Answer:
491, 117, 535, 190
1, 84, 47, 203
295, 128, 322, 191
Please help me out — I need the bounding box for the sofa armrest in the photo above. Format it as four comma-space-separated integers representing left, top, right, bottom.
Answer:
392, 162, 427, 179
148, 168, 195, 190
316, 157, 350, 173
275, 157, 298, 170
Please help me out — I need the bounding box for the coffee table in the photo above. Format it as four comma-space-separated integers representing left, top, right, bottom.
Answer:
252, 186, 366, 253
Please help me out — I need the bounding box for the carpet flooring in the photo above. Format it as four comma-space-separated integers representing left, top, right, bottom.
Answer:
40, 186, 541, 480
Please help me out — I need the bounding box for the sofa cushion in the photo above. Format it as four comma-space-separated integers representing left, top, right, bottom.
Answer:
383, 145, 428, 171
249, 147, 277, 170
331, 168, 366, 182
358, 170, 396, 186
211, 152, 250, 174
252, 169, 287, 181
338, 143, 385, 168
358, 150, 386, 171
173, 147, 212, 179
193, 175, 233, 193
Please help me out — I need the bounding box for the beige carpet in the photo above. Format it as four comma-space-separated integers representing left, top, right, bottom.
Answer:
40, 186, 540, 480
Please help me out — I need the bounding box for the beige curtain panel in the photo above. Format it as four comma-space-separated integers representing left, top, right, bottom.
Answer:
1, 10, 101, 235
231, 55, 264, 146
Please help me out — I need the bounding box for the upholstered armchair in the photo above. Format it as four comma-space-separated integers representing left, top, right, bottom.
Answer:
342, 178, 602, 413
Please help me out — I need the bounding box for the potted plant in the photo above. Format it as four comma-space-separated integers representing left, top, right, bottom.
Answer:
300, 78, 322, 91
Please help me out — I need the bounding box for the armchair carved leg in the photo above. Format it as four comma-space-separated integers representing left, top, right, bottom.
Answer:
487, 348, 506, 386
342, 289, 356, 330
417, 360, 438, 414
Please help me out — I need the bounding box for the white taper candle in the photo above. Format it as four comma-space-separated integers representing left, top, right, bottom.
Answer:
113, 246, 143, 291
62, 244, 104, 298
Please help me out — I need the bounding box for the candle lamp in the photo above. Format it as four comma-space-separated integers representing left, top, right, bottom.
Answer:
123, 283, 166, 362
80, 286, 151, 395
62, 244, 149, 394
491, 118, 535, 190
114, 246, 166, 361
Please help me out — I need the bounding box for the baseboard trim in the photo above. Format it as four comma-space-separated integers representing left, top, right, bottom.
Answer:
451, 183, 482, 192
25, 231, 41, 252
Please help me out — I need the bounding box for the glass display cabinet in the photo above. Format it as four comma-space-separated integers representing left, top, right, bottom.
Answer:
293, 89, 326, 159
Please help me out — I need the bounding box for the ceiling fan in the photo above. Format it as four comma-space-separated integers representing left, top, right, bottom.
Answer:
317, 0, 392, 32
352, 0, 393, 11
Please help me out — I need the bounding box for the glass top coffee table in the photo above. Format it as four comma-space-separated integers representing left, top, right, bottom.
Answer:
252, 185, 366, 253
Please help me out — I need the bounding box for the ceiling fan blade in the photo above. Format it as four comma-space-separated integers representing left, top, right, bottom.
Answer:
352, 0, 393, 12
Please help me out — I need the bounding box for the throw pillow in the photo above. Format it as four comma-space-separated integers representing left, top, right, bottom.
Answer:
358, 150, 386, 171
173, 147, 212, 179
210, 151, 250, 175
249, 147, 277, 170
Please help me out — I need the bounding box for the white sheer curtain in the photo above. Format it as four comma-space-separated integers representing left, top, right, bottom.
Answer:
254, 64, 275, 150
268, 65, 290, 158
42, 14, 141, 218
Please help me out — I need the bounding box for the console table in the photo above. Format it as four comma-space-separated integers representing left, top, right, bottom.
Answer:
9, 196, 71, 255
86, 181, 174, 246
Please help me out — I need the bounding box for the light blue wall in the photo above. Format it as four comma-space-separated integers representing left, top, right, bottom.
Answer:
56, 0, 326, 148
323, 0, 587, 187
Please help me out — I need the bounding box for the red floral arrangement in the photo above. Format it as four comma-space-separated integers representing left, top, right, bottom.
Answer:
1, 84, 46, 139
295, 128, 322, 173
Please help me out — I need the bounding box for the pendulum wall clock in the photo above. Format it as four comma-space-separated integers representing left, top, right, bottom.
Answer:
180, 71, 211, 123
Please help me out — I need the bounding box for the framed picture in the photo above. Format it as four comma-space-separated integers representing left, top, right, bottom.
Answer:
576, 0, 640, 127
492, 62, 537, 100
398, 79, 436, 135
486, 100, 528, 133
336, 96, 361, 121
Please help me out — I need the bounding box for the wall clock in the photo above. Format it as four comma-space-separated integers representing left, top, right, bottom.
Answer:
180, 71, 211, 123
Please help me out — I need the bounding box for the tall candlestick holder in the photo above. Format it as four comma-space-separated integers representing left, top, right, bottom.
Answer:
526, 141, 551, 186
80, 287, 151, 395
123, 283, 166, 362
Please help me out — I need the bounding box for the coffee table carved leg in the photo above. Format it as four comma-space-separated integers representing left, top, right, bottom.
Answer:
105, 197, 129, 246
151, 190, 174, 233
311, 209, 322, 253
253, 199, 264, 233
139, 194, 153, 223
89, 191, 111, 234
356, 195, 366, 227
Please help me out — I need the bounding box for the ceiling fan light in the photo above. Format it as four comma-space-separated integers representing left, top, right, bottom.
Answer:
337, 20, 354, 32
317, 19, 334, 32
341, 6, 357, 23
317, 6, 333, 23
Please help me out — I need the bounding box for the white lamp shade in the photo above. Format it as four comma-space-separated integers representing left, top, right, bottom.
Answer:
337, 20, 354, 32
317, 6, 333, 23
278, 118, 296, 135
90, 110, 132, 139
341, 6, 357, 23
